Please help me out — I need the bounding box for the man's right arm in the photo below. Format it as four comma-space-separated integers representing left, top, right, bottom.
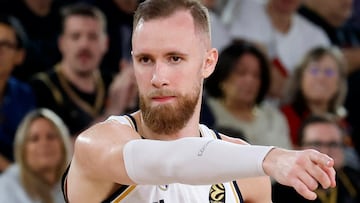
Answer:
66, 119, 336, 201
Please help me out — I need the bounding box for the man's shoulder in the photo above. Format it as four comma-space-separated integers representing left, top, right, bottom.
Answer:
6, 77, 34, 96
29, 68, 59, 91
293, 13, 330, 44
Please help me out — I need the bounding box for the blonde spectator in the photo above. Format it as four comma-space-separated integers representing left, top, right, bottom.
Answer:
0, 108, 72, 203
281, 46, 348, 147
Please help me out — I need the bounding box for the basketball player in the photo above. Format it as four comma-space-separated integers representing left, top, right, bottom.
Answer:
62, 0, 336, 202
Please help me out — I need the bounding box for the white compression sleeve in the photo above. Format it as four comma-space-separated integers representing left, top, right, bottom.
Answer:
123, 137, 273, 185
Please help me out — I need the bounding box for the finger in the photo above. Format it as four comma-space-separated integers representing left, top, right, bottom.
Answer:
320, 163, 336, 188
306, 162, 331, 189
309, 150, 334, 168
308, 151, 334, 188
292, 178, 317, 200
297, 169, 318, 191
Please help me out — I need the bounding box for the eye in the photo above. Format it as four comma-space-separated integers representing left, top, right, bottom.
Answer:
138, 57, 153, 65
69, 33, 80, 41
27, 134, 40, 143
169, 56, 182, 64
47, 132, 58, 141
88, 33, 99, 41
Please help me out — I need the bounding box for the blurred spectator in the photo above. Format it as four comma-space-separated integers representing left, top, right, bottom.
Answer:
281, 47, 348, 147
272, 115, 360, 203
228, 0, 330, 101
0, 0, 64, 82
201, 0, 231, 52
299, 0, 360, 73
94, 0, 141, 75
300, 0, 360, 158
0, 108, 72, 203
346, 0, 360, 30
30, 3, 138, 136
0, 14, 35, 172
204, 41, 291, 148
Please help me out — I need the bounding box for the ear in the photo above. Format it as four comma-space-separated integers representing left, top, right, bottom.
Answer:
14, 48, 25, 66
202, 48, 218, 78
58, 35, 65, 54
102, 34, 109, 53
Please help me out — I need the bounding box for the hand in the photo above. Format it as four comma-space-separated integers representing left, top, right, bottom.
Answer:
263, 148, 336, 200
0, 153, 11, 172
106, 59, 138, 115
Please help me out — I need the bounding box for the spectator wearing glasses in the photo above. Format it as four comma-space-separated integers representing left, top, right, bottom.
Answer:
0, 14, 35, 173
280, 47, 348, 147
272, 114, 360, 203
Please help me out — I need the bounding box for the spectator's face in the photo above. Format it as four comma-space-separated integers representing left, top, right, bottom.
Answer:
222, 53, 261, 105
132, 10, 216, 134
0, 23, 24, 79
113, 0, 139, 14
301, 55, 340, 105
59, 16, 107, 76
24, 0, 53, 16
25, 118, 63, 173
268, 0, 302, 15
301, 123, 344, 169
315, 0, 353, 26
202, 0, 217, 9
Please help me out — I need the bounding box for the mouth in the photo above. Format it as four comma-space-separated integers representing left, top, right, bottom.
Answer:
151, 96, 176, 103
77, 51, 92, 61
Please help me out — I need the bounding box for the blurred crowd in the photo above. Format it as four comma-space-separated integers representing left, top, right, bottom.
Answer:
0, 0, 359, 202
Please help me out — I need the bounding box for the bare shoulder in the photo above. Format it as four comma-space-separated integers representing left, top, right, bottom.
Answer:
236, 176, 271, 203
219, 133, 249, 145
66, 118, 141, 202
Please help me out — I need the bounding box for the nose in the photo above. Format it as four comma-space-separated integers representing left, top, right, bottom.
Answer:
151, 62, 170, 88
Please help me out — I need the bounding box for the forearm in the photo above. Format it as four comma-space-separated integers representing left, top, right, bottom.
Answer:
123, 137, 273, 185
342, 48, 360, 74
0, 154, 11, 172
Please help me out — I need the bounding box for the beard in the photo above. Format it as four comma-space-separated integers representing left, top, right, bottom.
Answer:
139, 84, 200, 135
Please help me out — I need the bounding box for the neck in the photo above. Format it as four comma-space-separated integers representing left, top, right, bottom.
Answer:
266, 3, 292, 33
59, 62, 98, 93
39, 169, 57, 186
222, 98, 255, 122
307, 100, 329, 115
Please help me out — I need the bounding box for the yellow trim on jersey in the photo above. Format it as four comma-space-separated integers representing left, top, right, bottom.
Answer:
111, 185, 137, 203
230, 182, 240, 203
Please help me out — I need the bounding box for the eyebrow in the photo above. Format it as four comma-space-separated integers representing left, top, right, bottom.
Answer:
132, 51, 189, 58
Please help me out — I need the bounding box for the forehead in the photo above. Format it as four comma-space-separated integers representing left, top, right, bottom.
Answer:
132, 10, 205, 54
63, 15, 102, 32
309, 54, 337, 66
0, 23, 17, 41
304, 123, 341, 141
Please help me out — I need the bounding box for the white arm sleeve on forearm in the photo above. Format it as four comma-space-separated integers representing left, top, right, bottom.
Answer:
123, 137, 273, 185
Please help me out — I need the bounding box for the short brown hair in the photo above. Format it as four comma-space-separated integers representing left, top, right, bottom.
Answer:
60, 3, 107, 34
133, 0, 210, 40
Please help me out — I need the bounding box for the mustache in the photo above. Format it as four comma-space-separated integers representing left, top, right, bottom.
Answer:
76, 49, 93, 58
148, 89, 178, 98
